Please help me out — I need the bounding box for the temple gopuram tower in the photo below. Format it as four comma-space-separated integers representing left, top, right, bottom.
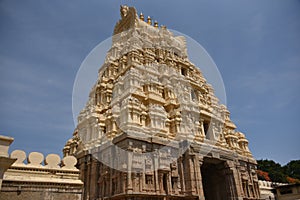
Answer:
64, 5, 261, 200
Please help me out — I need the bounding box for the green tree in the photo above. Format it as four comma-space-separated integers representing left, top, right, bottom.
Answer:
284, 160, 300, 180
257, 159, 287, 183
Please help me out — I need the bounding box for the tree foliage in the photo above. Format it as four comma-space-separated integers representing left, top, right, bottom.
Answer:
284, 160, 300, 180
257, 159, 300, 183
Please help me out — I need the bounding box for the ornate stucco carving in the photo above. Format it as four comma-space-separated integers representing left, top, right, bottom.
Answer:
68, 6, 252, 159
64, 6, 260, 200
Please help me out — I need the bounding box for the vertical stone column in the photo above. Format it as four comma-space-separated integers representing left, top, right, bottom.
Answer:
224, 161, 244, 200
138, 172, 143, 192
178, 156, 186, 194
158, 172, 164, 194
181, 150, 200, 196
169, 171, 173, 194
142, 154, 146, 192
185, 152, 205, 198
141, 114, 146, 127
109, 167, 113, 196
127, 107, 132, 123
112, 120, 117, 133
167, 172, 172, 195
85, 155, 92, 200
153, 151, 160, 194
194, 157, 205, 199
90, 160, 99, 200
122, 172, 127, 194
236, 164, 245, 198
99, 125, 105, 141
231, 164, 244, 199
223, 167, 235, 198
253, 181, 260, 199
127, 152, 133, 193
199, 119, 205, 139
249, 165, 260, 199
187, 154, 196, 195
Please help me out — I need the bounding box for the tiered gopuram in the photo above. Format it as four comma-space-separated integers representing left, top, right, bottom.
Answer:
64, 5, 260, 200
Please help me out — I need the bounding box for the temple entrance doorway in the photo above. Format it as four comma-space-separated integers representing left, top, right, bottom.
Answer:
201, 157, 228, 200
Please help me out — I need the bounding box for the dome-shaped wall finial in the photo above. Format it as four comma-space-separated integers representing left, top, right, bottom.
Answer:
147, 16, 152, 25
139, 12, 144, 21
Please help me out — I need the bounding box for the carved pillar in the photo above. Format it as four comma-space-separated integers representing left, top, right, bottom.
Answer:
138, 172, 143, 192
236, 164, 245, 198
167, 172, 172, 195
158, 172, 164, 194
178, 156, 186, 194
141, 113, 147, 127
109, 167, 112, 197
153, 151, 160, 194
90, 160, 99, 200
253, 181, 260, 199
187, 154, 196, 195
122, 172, 127, 193
195, 157, 205, 199
224, 161, 244, 200
223, 167, 235, 198
199, 119, 205, 138
232, 164, 244, 199
185, 151, 204, 197
175, 118, 181, 133
127, 152, 133, 193
169, 171, 174, 194
86, 156, 92, 200
127, 107, 132, 123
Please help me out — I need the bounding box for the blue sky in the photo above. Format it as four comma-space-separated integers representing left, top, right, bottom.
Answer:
0, 0, 299, 165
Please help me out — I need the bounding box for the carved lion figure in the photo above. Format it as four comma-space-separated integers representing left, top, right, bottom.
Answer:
120, 5, 129, 18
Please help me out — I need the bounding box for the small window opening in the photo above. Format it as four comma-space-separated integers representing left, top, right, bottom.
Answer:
181, 68, 187, 76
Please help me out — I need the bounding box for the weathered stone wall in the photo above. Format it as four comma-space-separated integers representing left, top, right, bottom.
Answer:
0, 186, 82, 200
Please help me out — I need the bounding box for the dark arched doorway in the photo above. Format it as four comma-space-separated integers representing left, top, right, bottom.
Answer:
201, 158, 228, 200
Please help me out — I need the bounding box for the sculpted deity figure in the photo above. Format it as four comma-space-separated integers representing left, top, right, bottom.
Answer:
120, 5, 129, 18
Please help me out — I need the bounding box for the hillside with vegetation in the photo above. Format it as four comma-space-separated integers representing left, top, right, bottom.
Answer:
257, 159, 300, 184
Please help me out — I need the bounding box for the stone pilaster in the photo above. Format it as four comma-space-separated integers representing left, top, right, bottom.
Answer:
127, 152, 133, 193
153, 151, 160, 194
224, 160, 244, 200
178, 156, 185, 194
195, 157, 205, 199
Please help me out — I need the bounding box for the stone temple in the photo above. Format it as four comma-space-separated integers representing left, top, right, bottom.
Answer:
64, 5, 261, 200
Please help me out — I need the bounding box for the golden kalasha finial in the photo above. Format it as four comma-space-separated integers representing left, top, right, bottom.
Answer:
161, 25, 167, 30
139, 12, 144, 21
154, 21, 158, 28
147, 16, 152, 25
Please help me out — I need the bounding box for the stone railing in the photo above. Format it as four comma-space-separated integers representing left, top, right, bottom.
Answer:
2, 150, 82, 187
10, 150, 78, 171
1, 149, 83, 199
258, 180, 287, 200
258, 180, 287, 188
